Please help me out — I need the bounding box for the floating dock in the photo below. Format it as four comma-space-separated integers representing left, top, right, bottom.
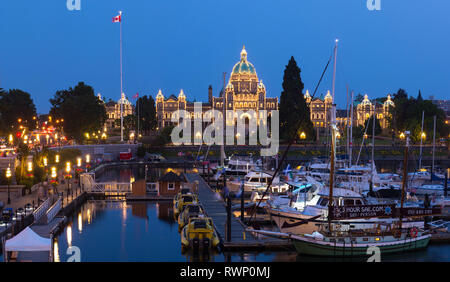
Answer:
184, 173, 293, 251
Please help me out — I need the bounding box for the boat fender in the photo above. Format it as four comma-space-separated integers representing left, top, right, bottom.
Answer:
409, 227, 418, 238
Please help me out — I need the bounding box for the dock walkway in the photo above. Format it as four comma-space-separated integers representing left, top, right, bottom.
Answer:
184, 173, 293, 251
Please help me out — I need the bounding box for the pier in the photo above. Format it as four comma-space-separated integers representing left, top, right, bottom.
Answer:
184, 173, 293, 251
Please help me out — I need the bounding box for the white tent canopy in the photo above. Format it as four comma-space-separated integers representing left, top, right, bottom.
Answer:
5, 227, 51, 252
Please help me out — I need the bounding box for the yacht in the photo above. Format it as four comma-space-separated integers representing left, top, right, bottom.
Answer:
227, 170, 289, 194
266, 178, 424, 235
224, 154, 261, 176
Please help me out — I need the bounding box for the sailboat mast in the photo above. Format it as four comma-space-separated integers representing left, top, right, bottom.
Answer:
431, 115, 436, 182
328, 39, 338, 232
349, 90, 354, 167
399, 131, 410, 230
346, 85, 349, 168
220, 72, 227, 167
371, 104, 375, 190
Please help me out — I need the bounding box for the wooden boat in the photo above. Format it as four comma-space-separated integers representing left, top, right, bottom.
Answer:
180, 216, 220, 252
178, 204, 204, 232
290, 228, 431, 257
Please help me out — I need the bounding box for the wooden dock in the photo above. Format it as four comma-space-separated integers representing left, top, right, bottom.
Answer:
184, 173, 293, 251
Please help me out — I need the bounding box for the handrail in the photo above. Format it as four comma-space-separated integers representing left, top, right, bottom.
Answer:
46, 197, 62, 224
33, 197, 51, 223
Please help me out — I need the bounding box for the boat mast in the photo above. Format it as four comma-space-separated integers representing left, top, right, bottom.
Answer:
328, 39, 338, 233
371, 104, 375, 192
431, 115, 436, 183
349, 90, 354, 167
220, 72, 227, 167
399, 131, 410, 230
346, 85, 349, 167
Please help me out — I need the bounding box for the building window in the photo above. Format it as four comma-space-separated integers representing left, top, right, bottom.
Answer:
168, 183, 175, 190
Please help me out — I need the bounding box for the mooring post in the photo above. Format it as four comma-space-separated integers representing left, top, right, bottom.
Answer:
240, 182, 244, 223
226, 195, 231, 242
207, 163, 210, 185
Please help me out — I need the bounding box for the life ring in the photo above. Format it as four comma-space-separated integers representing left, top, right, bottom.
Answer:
409, 227, 418, 238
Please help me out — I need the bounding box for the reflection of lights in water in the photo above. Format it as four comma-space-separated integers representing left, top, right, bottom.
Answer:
78, 213, 83, 233
53, 239, 60, 262
130, 176, 135, 184
122, 202, 127, 221
67, 225, 72, 247
87, 209, 91, 224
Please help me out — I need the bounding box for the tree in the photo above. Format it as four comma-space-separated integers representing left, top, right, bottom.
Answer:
153, 125, 174, 146
50, 82, 107, 142
390, 88, 448, 142
364, 115, 382, 136
136, 95, 157, 134
279, 56, 315, 142
115, 115, 136, 138
0, 89, 37, 132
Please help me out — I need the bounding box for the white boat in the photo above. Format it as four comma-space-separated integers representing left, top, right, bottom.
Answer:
228, 170, 289, 194
266, 182, 424, 235
411, 184, 445, 196
224, 154, 261, 176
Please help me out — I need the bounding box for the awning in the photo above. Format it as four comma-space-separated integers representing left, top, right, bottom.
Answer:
5, 227, 51, 252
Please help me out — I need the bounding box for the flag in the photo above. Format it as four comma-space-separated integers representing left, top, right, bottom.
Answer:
132, 92, 139, 99
112, 14, 121, 23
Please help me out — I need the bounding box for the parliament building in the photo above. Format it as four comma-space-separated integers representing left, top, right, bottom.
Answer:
155, 46, 278, 131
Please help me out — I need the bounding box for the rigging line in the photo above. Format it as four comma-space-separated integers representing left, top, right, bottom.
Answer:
249, 53, 333, 223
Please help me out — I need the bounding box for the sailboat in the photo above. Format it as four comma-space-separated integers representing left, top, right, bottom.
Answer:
249, 40, 438, 257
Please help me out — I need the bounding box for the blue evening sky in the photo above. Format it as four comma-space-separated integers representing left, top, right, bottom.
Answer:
0, 0, 448, 113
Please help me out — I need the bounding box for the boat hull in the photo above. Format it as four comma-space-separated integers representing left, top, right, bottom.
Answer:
292, 234, 431, 257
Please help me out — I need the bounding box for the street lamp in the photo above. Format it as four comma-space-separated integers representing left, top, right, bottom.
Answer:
65, 162, 72, 198
85, 154, 90, 164
8, 134, 13, 145
300, 132, 306, 140
43, 157, 48, 167
421, 132, 426, 140
77, 157, 82, 167
6, 166, 11, 204
55, 154, 60, 164
400, 132, 405, 140
51, 166, 58, 194
27, 161, 33, 173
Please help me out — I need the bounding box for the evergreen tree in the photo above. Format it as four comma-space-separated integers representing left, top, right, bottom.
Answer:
279, 56, 314, 142
136, 95, 157, 134
417, 90, 423, 102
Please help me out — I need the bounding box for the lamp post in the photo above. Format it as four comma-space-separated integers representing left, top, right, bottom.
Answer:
51, 166, 58, 194
6, 166, 11, 204
65, 162, 71, 199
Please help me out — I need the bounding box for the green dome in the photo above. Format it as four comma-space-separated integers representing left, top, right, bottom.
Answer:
232, 61, 256, 74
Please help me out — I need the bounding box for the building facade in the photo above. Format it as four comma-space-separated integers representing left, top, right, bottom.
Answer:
156, 46, 278, 131
99, 93, 134, 131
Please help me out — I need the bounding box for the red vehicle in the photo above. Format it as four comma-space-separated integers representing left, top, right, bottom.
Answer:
119, 151, 132, 161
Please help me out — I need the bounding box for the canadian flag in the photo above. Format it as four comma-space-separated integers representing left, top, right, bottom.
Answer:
112, 14, 121, 23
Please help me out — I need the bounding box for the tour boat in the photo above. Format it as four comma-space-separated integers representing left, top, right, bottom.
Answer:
181, 216, 221, 252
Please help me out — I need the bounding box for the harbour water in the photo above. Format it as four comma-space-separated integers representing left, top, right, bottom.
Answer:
24, 165, 450, 262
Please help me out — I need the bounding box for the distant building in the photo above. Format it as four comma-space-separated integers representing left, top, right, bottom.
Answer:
155, 46, 278, 132
355, 94, 394, 129
98, 93, 134, 131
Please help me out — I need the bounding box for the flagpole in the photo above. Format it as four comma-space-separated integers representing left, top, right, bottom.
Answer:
119, 10, 124, 142
137, 97, 140, 139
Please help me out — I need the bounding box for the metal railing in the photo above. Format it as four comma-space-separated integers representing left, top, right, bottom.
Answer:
46, 197, 62, 224
33, 197, 51, 224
